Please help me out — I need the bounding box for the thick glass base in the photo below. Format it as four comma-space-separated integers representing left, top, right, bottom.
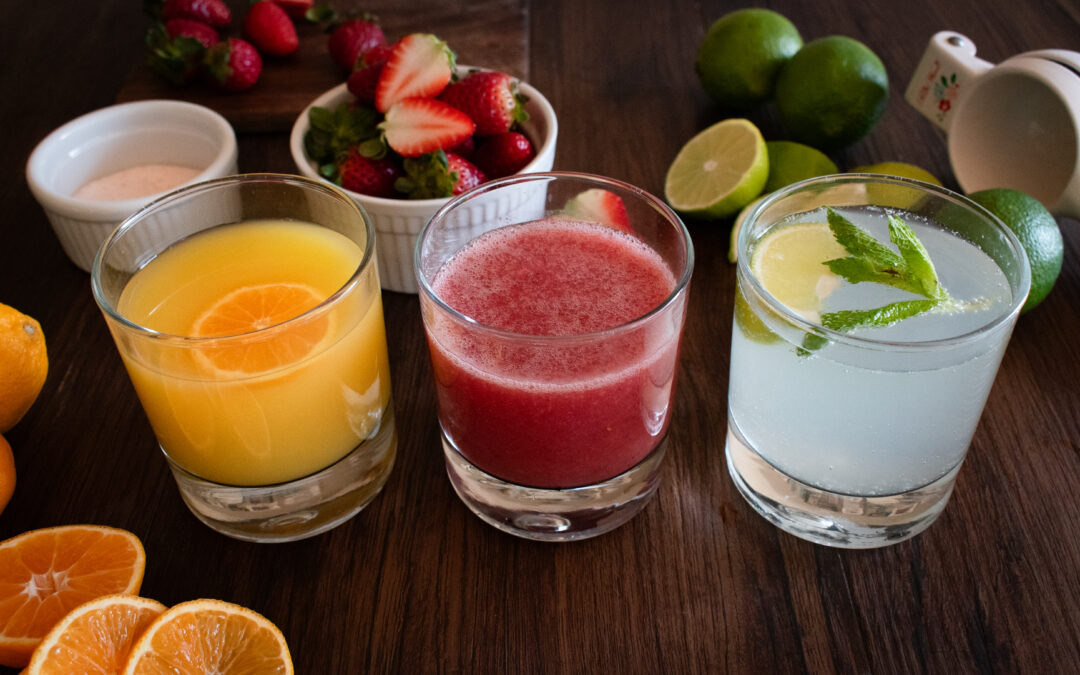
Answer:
443, 434, 666, 542
168, 403, 398, 543
725, 420, 959, 549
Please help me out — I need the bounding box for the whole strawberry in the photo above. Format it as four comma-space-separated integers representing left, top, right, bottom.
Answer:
161, 0, 231, 27
473, 131, 536, 178
338, 148, 401, 198
165, 18, 218, 48
146, 21, 211, 85
273, 0, 314, 20
439, 71, 529, 136
445, 135, 476, 160
447, 153, 487, 195
396, 151, 483, 199
244, 0, 298, 57
205, 38, 263, 91
346, 43, 394, 104
328, 17, 387, 72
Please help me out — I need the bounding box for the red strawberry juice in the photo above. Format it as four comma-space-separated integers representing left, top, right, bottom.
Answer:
426, 217, 686, 488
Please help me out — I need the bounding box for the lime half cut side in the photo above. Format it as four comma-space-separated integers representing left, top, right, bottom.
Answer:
665, 118, 768, 219
749, 222, 848, 322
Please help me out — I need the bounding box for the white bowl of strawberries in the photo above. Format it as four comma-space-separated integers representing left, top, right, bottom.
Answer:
290, 33, 557, 294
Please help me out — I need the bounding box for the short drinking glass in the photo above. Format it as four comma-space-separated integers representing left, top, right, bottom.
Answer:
416, 172, 694, 542
727, 174, 1030, 548
92, 174, 397, 543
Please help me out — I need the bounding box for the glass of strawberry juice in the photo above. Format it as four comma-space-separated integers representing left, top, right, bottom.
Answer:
416, 172, 694, 541
91, 174, 397, 543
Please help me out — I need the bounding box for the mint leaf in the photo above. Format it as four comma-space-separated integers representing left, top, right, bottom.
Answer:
821, 299, 939, 332
888, 214, 947, 301
826, 208, 905, 270
823, 256, 924, 295
795, 208, 954, 355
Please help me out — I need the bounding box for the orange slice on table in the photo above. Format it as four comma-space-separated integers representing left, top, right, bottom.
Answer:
24, 593, 166, 675
191, 282, 330, 374
0, 525, 146, 668
122, 598, 293, 675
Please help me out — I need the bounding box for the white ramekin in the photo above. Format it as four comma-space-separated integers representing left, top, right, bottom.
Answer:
27, 100, 238, 272
290, 71, 558, 293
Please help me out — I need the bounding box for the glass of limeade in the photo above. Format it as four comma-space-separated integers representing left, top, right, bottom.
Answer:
416, 172, 694, 542
91, 174, 397, 543
728, 174, 1030, 548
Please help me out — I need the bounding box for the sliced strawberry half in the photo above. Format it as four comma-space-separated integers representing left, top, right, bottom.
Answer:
375, 33, 456, 113
378, 98, 475, 157
564, 189, 633, 233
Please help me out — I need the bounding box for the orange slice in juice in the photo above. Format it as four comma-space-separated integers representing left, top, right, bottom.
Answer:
191, 283, 330, 374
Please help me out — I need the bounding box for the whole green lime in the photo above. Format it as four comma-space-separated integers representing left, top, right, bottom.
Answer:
695, 9, 803, 109
849, 161, 942, 186
764, 141, 838, 193
967, 189, 1063, 313
774, 36, 889, 150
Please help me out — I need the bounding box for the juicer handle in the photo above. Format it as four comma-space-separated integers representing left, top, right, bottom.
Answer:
905, 31, 994, 132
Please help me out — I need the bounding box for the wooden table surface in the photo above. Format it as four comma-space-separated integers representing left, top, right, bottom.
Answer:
2, 1, 1078, 672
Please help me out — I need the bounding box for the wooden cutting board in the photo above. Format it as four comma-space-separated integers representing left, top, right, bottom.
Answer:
117, 25, 346, 133
116, 5, 529, 134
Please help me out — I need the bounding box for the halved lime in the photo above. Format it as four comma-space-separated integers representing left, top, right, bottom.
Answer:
750, 222, 847, 321
665, 118, 768, 219
727, 142, 836, 263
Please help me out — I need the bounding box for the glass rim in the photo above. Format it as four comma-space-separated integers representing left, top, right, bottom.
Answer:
414, 171, 695, 342
90, 172, 376, 344
736, 173, 1032, 351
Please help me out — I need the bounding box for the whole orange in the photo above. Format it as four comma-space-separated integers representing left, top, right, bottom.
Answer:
0, 303, 48, 433
0, 435, 12, 515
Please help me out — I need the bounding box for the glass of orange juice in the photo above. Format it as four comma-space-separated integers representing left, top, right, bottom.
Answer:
91, 174, 396, 542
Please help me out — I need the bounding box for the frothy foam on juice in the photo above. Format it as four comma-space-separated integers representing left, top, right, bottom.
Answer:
433, 217, 675, 336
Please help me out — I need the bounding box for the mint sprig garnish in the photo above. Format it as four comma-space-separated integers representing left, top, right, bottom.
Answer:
799, 208, 955, 353
821, 298, 939, 332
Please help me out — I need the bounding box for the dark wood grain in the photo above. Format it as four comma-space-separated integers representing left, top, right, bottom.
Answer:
3, 1, 1079, 673
115, 0, 528, 132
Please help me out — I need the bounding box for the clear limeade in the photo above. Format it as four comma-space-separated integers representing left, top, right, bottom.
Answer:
117, 219, 391, 486
730, 208, 1014, 496
427, 217, 681, 489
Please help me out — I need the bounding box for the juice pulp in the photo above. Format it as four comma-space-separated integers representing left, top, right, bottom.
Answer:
426, 217, 684, 488
730, 208, 1015, 496
117, 219, 391, 486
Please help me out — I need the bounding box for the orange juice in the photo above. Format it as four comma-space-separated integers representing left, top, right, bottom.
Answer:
115, 219, 391, 486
